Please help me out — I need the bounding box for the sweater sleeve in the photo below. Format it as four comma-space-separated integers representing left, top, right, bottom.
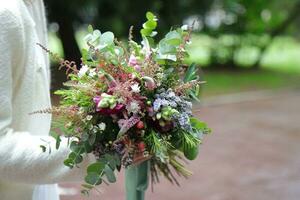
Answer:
0, 8, 92, 185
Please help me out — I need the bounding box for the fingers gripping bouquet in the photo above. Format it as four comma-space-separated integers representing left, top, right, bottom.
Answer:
37, 12, 210, 195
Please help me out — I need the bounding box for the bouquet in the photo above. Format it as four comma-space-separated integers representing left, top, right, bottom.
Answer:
36, 12, 210, 198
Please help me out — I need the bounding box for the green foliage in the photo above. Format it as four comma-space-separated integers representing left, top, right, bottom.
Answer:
140, 11, 158, 38
81, 153, 120, 194
104, 165, 116, 183
55, 89, 93, 107
184, 63, 202, 101
190, 117, 212, 135
156, 28, 186, 62
40, 145, 46, 153
145, 130, 172, 163
184, 63, 199, 82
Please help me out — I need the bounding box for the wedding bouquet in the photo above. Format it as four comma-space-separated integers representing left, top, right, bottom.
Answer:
36, 12, 210, 196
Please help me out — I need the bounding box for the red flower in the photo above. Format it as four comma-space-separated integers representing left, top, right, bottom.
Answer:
97, 104, 124, 115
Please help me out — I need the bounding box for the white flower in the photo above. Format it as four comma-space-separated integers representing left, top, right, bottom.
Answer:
78, 65, 89, 78
86, 115, 93, 121
181, 24, 189, 31
98, 122, 106, 131
65, 122, 72, 128
131, 83, 140, 93
78, 107, 85, 114
89, 68, 97, 77
127, 101, 141, 114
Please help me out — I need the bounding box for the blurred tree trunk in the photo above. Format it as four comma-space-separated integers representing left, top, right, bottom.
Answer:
56, 16, 82, 67
46, 1, 82, 67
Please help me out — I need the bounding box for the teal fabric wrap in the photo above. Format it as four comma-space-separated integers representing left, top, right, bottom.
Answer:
125, 161, 149, 200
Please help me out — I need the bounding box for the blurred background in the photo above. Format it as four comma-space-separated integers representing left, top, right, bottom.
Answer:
45, 0, 300, 199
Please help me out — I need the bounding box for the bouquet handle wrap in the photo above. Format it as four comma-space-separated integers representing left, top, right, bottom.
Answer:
125, 161, 149, 200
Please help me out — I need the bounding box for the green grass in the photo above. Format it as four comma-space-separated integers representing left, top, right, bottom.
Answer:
187, 34, 300, 74
201, 70, 300, 97
186, 34, 300, 97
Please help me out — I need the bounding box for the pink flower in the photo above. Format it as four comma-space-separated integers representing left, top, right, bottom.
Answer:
134, 65, 141, 71
147, 107, 154, 117
128, 54, 142, 72
129, 54, 138, 66
117, 115, 140, 136
93, 96, 101, 105
142, 76, 156, 90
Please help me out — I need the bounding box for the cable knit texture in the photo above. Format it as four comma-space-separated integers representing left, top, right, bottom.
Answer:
0, 0, 92, 199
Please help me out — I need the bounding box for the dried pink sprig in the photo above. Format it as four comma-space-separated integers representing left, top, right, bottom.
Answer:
36, 43, 78, 75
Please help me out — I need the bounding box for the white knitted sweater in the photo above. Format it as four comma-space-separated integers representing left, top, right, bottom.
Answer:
0, 0, 91, 199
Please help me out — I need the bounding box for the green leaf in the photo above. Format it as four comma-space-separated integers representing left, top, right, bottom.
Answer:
101, 31, 114, 45
141, 12, 158, 38
82, 183, 94, 190
55, 135, 61, 150
87, 25, 93, 33
69, 152, 83, 164
144, 20, 157, 29
40, 145, 46, 153
158, 39, 177, 54
81, 133, 89, 141
190, 117, 211, 134
146, 11, 155, 20
81, 189, 89, 196
184, 63, 199, 83
88, 133, 96, 146
189, 91, 201, 102
165, 30, 182, 45
104, 165, 116, 183
84, 141, 93, 153
140, 29, 152, 37
70, 141, 85, 154
85, 172, 102, 185
113, 153, 121, 166
64, 158, 74, 168
184, 144, 199, 160
87, 162, 105, 174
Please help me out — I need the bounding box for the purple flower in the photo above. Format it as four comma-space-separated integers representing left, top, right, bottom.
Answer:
118, 115, 140, 136
93, 96, 101, 105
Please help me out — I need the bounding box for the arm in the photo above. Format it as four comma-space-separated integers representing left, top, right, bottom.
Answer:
0, 8, 91, 185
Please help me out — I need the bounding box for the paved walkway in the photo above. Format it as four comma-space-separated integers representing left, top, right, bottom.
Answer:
61, 90, 300, 200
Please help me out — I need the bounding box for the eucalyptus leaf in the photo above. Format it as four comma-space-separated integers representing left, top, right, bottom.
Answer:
64, 158, 74, 168
85, 172, 102, 185
144, 20, 157, 29
88, 133, 96, 145
104, 165, 116, 183
82, 183, 94, 190
87, 25, 93, 33
101, 31, 114, 45
69, 152, 83, 164
87, 162, 105, 174
55, 135, 61, 150
70, 141, 85, 154
146, 11, 155, 20
40, 145, 46, 153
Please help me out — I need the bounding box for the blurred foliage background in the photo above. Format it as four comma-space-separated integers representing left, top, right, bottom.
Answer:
45, 0, 300, 97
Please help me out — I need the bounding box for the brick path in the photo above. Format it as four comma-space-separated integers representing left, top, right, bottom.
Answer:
60, 90, 300, 200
